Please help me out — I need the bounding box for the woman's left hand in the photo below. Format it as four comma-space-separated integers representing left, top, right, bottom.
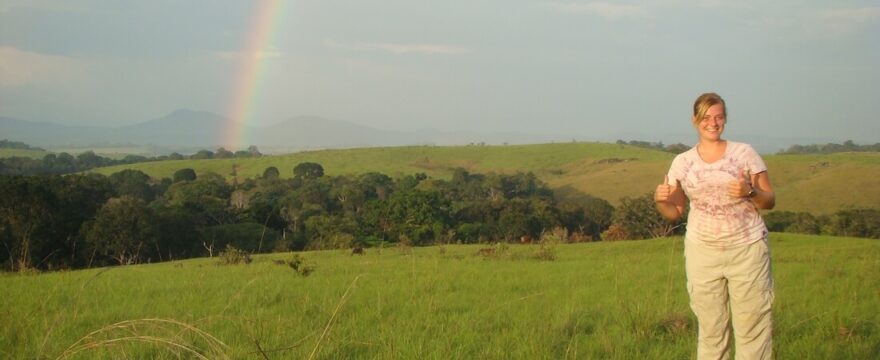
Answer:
728, 170, 754, 199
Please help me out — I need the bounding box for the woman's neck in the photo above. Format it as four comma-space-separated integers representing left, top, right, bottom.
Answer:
698, 138, 726, 150
697, 139, 727, 163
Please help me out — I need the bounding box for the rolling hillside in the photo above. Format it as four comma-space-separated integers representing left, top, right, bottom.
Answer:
90, 142, 880, 214
0, 149, 48, 159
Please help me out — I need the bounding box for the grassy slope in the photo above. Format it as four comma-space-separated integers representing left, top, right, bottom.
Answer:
90, 143, 880, 212
1, 234, 877, 359
0, 148, 48, 159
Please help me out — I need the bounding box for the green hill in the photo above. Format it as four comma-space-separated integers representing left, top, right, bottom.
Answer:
90, 142, 880, 213
0, 148, 48, 159
2, 234, 877, 359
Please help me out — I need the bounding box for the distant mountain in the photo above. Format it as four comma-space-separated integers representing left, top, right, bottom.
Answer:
115, 109, 239, 147
0, 109, 232, 149
0, 110, 565, 153
0, 109, 844, 155
0, 116, 111, 146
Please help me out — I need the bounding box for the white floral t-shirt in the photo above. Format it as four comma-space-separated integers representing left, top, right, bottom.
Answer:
667, 141, 769, 248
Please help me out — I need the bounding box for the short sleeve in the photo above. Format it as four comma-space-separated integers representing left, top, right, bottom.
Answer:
743, 144, 768, 175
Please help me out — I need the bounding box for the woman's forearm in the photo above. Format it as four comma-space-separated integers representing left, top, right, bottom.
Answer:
750, 187, 775, 210
656, 202, 683, 221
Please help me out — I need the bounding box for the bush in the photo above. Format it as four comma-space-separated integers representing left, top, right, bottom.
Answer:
218, 244, 251, 265
286, 254, 314, 276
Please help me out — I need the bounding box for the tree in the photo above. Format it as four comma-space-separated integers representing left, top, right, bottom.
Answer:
826, 209, 880, 239
581, 195, 615, 239
164, 172, 233, 226
384, 189, 451, 245
293, 162, 324, 179
215, 147, 234, 159
0, 176, 58, 270
173, 168, 197, 183
262, 166, 280, 180
191, 150, 214, 160
84, 197, 158, 265
108, 169, 155, 201
76, 151, 109, 169
611, 193, 680, 239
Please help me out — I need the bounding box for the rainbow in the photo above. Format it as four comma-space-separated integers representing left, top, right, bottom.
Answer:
221, 0, 285, 150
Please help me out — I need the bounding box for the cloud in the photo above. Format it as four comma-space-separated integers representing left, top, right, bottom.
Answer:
815, 6, 880, 34
325, 39, 472, 55
0, 47, 79, 87
547, 1, 649, 20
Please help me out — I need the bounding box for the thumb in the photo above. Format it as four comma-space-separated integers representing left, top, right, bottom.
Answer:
664, 175, 669, 186
741, 170, 750, 182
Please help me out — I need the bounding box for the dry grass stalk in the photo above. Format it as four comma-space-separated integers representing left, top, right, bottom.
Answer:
56, 318, 228, 360
307, 274, 364, 360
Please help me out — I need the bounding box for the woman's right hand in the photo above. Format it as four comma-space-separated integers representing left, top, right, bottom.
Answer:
655, 175, 676, 203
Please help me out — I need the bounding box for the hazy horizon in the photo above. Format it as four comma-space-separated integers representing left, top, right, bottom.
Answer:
1, 1, 878, 145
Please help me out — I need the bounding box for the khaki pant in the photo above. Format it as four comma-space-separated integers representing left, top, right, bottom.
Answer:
685, 239, 774, 360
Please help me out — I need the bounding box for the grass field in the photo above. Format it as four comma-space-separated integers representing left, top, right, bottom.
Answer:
89, 143, 880, 212
2, 233, 878, 359
0, 148, 49, 159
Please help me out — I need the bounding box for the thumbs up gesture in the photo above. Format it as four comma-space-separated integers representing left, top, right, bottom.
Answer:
728, 169, 754, 199
654, 175, 676, 203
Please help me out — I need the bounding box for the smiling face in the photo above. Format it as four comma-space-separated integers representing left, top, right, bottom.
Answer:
695, 103, 726, 142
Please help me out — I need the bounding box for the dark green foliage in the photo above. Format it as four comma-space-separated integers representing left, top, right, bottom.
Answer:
173, 168, 197, 183
5, 160, 875, 272
293, 162, 324, 179
108, 169, 155, 201
200, 223, 281, 254
214, 147, 234, 159
779, 140, 880, 154
610, 193, 683, 240
83, 196, 158, 265
261, 166, 280, 180
616, 139, 690, 154
826, 209, 880, 239
191, 150, 214, 160
0, 175, 112, 271
0, 139, 44, 150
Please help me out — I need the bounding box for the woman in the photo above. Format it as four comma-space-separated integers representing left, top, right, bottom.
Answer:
655, 93, 776, 359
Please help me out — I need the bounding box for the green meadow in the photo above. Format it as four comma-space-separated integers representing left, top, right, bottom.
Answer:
90, 143, 880, 212
0, 148, 48, 159
2, 233, 878, 359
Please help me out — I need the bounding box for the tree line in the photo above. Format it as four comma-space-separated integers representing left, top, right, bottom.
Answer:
616, 140, 690, 154
0, 139, 45, 151
3, 163, 878, 272
1, 162, 695, 272
778, 140, 880, 154
0, 146, 263, 176
764, 210, 880, 239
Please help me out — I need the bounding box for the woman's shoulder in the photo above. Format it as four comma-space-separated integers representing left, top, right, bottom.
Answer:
672, 145, 699, 164
727, 141, 759, 154
727, 140, 755, 151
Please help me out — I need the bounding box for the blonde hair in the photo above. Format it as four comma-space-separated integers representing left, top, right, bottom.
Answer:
692, 93, 726, 125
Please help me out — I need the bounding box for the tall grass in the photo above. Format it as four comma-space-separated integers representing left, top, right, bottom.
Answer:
1, 233, 877, 359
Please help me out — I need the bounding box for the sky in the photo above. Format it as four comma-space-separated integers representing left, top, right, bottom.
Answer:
1, 0, 878, 145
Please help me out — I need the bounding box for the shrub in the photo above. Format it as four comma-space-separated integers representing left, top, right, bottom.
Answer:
531, 243, 557, 261
286, 254, 314, 276
218, 244, 251, 265
601, 223, 630, 241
